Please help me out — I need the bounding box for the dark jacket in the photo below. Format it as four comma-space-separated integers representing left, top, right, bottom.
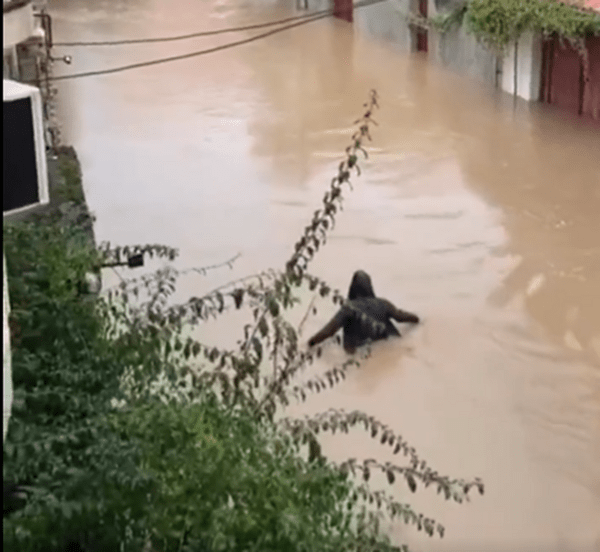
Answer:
308, 270, 419, 353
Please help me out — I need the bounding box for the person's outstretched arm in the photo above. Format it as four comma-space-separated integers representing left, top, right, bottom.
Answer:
308, 309, 347, 347
383, 300, 420, 324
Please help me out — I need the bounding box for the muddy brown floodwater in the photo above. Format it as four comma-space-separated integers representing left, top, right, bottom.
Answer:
51, 0, 600, 550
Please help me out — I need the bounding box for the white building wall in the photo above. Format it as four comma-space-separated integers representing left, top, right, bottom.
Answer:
501, 31, 543, 101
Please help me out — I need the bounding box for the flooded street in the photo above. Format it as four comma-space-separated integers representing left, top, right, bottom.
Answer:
50, 0, 600, 550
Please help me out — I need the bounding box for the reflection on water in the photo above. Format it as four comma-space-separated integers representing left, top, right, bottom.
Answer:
51, 0, 600, 549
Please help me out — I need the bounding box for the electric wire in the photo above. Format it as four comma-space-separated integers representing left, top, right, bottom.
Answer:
53, 5, 343, 46
50, 13, 327, 81
49, 0, 387, 81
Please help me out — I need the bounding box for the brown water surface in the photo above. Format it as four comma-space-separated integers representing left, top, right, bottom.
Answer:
50, 0, 600, 550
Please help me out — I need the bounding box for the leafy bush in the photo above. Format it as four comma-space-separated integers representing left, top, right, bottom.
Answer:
430, 0, 600, 54
466, 0, 600, 52
4, 206, 151, 551
4, 91, 483, 552
109, 396, 358, 552
54, 147, 86, 205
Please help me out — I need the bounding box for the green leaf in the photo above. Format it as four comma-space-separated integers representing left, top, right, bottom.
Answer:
232, 289, 244, 309
192, 342, 201, 357
267, 296, 280, 317
258, 317, 269, 338
406, 473, 417, 493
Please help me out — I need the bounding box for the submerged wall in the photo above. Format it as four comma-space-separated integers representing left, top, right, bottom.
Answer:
353, 0, 543, 102
347, 0, 501, 87
501, 31, 544, 102
428, 0, 500, 88
354, 0, 414, 52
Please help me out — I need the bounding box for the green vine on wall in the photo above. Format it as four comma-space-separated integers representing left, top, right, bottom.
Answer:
429, 0, 600, 55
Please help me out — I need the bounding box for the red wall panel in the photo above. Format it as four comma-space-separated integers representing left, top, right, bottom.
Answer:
549, 38, 582, 114
582, 36, 600, 120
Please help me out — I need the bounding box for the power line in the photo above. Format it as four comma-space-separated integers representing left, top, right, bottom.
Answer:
49, 0, 386, 81
51, 14, 328, 81
53, 6, 340, 46
50, 13, 326, 81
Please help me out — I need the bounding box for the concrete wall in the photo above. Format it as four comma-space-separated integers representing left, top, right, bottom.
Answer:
354, 0, 413, 52
304, 0, 414, 49
349, 0, 502, 87
428, 1, 543, 102
428, 0, 500, 88
303, 0, 542, 102
3, 1, 34, 49
500, 31, 543, 101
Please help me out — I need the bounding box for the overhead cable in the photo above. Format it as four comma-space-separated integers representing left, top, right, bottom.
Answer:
49, 12, 329, 81
49, 0, 387, 81
53, 5, 343, 46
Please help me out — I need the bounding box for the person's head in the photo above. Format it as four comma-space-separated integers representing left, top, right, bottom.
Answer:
348, 270, 375, 299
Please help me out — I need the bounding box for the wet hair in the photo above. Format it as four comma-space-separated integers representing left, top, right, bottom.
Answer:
347, 270, 376, 300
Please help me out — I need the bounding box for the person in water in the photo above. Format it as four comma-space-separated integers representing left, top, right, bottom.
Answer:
307, 270, 420, 354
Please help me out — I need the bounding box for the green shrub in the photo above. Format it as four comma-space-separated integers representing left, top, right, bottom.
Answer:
109, 396, 361, 552
430, 0, 600, 53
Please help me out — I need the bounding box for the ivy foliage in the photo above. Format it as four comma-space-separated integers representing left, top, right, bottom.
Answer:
4, 92, 484, 552
430, 0, 600, 53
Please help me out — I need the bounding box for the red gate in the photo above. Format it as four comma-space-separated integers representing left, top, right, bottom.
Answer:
540, 34, 600, 122
582, 35, 600, 119
333, 0, 353, 23
416, 0, 428, 52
